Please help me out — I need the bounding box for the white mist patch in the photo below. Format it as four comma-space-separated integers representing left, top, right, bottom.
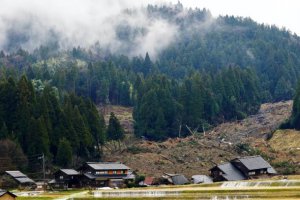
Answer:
246, 49, 255, 60
0, 0, 178, 58
131, 20, 178, 58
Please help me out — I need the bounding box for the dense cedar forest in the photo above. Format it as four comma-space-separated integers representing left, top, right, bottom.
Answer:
282, 82, 300, 130
0, 3, 300, 170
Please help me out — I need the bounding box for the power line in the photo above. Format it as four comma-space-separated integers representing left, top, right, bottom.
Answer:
0, 153, 43, 160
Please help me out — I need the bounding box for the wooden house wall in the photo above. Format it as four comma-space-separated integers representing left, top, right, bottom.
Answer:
0, 194, 15, 200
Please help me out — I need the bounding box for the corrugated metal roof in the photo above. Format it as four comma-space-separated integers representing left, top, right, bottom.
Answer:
235, 156, 272, 170
5, 171, 27, 178
60, 169, 80, 175
87, 162, 130, 170
15, 177, 35, 184
267, 167, 277, 174
124, 171, 136, 180
48, 179, 56, 184
191, 175, 213, 184
218, 163, 246, 181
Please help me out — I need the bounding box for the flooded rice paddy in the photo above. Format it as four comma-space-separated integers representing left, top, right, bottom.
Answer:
17, 179, 300, 200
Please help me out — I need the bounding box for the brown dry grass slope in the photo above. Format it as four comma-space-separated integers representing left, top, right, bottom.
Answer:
100, 101, 299, 178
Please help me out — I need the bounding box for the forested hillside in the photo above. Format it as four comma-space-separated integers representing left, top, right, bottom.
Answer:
0, 3, 300, 169
0, 75, 106, 171
282, 82, 300, 129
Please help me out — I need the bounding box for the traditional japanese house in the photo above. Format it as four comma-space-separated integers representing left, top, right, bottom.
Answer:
51, 169, 81, 189
210, 162, 246, 182
79, 162, 130, 188
4, 171, 36, 189
210, 155, 276, 182
0, 190, 17, 200
231, 155, 277, 178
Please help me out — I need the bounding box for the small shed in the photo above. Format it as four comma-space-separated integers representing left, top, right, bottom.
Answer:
0, 190, 17, 200
162, 173, 189, 185
5, 171, 36, 189
139, 177, 155, 186
191, 175, 213, 184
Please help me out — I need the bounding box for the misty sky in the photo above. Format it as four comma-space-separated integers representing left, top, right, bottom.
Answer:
0, 0, 299, 55
153, 0, 300, 35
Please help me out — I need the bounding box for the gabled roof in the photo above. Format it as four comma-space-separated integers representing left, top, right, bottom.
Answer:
191, 175, 213, 184
162, 173, 189, 185
267, 167, 277, 174
83, 173, 97, 180
86, 162, 130, 170
5, 171, 27, 178
144, 177, 155, 185
124, 171, 136, 180
15, 177, 35, 184
171, 175, 189, 185
5, 171, 35, 184
0, 190, 17, 198
216, 163, 246, 181
60, 169, 80, 176
233, 156, 272, 170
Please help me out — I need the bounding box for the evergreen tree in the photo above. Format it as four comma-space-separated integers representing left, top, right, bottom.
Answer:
16, 75, 36, 149
290, 82, 300, 129
56, 138, 73, 167
72, 106, 93, 157
0, 122, 8, 139
107, 112, 124, 141
142, 52, 152, 75
27, 117, 50, 156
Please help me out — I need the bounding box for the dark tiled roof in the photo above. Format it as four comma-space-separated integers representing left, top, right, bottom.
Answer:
171, 175, 189, 185
235, 156, 272, 170
87, 162, 130, 170
60, 169, 80, 175
217, 163, 246, 181
5, 171, 27, 178
83, 173, 97, 180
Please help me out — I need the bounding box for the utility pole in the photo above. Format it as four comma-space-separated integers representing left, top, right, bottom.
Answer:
42, 153, 45, 183
38, 153, 45, 190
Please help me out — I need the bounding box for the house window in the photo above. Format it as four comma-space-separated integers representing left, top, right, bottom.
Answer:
113, 170, 117, 174
60, 176, 63, 180
96, 171, 108, 174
